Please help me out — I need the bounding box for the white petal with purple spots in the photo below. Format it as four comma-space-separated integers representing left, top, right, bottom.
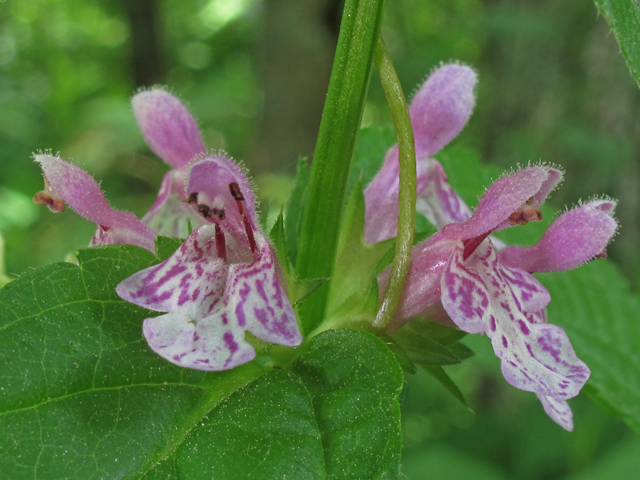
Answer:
536, 394, 574, 431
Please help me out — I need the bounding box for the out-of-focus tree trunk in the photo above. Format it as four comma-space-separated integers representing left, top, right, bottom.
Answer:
123, 0, 165, 88
252, 0, 343, 173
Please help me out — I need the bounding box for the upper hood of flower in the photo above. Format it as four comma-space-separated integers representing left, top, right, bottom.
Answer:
132, 88, 206, 170
34, 154, 156, 252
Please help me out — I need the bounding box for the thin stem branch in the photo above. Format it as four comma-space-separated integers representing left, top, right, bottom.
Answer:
372, 35, 417, 330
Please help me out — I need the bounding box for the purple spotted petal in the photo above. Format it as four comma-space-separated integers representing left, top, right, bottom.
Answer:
416, 159, 472, 228
537, 394, 574, 431
116, 224, 226, 316
410, 64, 477, 159
499, 200, 618, 273
141, 170, 206, 238
132, 89, 206, 170
448, 240, 590, 399
440, 241, 491, 334
500, 266, 550, 313
116, 225, 301, 371
226, 235, 302, 346
35, 154, 156, 252
143, 311, 256, 371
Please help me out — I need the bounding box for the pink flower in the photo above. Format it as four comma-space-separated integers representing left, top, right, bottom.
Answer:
116, 155, 302, 370
379, 164, 617, 430
33, 154, 156, 252
364, 63, 476, 244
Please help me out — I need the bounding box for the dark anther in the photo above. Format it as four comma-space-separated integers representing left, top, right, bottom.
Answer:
186, 192, 199, 204
211, 208, 226, 220
197, 204, 212, 218
229, 182, 245, 201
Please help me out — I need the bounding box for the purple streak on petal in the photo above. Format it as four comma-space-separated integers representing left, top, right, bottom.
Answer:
500, 266, 550, 312
440, 242, 489, 334
117, 225, 226, 315
227, 235, 302, 346
142, 170, 207, 238
35, 155, 156, 251
461, 240, 590, 399
416, 160, 472, 228
132, 89, 206, 169
410, 64, 477, 159
499, 200, 618, 273
537, 394, 574, 431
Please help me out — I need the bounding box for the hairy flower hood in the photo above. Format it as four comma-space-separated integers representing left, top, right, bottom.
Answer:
33, 154, 157, 252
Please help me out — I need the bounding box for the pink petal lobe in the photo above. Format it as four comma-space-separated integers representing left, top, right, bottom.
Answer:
143, 312, 256, 371
116, 225, 226, 316
227, 234, 302, 346
410, 64, 477, 159
537, 394, 574, 431
132, 89, 206, 170
35, 154, 156, 252
142, 171, 206, 238
443, 240, 590, 399
499, 200, 618, 273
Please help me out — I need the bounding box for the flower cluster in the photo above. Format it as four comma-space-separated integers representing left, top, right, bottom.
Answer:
33, 67, 617, 429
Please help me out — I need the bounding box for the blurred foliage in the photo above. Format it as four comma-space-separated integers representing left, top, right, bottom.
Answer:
0, 0, 638, 478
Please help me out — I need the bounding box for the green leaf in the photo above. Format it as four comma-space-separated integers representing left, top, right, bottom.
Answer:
269, 210, 291, 278
0, 245, 269, 479
594, 1, 640, 89
538, 260, 640, 433
155, 369, 325, 480
143, 329, 404, 479
292, 329, 404, 479
421, 365, 470, 410
285, 157, 310, 267
391, 320, 472, 366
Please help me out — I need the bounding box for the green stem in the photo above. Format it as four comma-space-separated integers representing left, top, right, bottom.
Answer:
372, 35, 416, 330
295, 0, 386, 334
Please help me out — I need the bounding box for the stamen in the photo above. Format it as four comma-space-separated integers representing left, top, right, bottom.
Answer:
229, 182, 257, 254
197, 204, 212, 218
186, 192, 199, 204
215, 224, 227, 263
508, 198, 542, 226
462, 231, 492, 260
33, 178, 65, 213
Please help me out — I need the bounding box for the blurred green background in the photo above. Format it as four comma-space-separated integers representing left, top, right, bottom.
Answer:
1, 0, 638, 478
